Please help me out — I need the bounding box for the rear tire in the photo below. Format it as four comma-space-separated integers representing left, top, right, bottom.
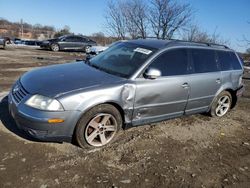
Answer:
51, 43, 60, 52
75, 104, 122, 149
210, 91, 232, 117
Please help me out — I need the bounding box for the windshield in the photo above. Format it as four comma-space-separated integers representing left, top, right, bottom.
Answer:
88, 42, 157, 78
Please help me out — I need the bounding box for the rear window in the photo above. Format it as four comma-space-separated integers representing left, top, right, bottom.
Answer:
191, 49, 219, 73
217, 51, 242, 71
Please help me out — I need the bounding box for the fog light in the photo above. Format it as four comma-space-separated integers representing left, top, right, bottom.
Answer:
48, 119, 64, 123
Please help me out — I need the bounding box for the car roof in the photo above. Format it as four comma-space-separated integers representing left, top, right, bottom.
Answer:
61, 34, 87, 38
128, 39, 233, 52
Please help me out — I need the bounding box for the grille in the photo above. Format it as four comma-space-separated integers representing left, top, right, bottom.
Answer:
12, 81, 29, 103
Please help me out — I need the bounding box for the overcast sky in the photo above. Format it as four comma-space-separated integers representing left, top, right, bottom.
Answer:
0, 0, 249, 52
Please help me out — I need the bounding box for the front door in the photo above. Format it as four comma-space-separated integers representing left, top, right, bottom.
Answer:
132, 48, 191, 125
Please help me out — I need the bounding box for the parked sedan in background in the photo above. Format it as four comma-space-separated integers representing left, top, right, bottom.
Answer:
0, 37, 5, 49
40, 35, 97, 52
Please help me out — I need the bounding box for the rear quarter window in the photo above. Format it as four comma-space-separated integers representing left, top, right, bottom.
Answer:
217, 51, 242, 71
191, 49, 219, 73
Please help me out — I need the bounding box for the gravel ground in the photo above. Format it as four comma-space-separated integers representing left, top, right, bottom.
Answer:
0, 47, 250, 188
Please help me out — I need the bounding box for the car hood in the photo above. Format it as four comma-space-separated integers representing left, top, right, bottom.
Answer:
20, 62, 124, 98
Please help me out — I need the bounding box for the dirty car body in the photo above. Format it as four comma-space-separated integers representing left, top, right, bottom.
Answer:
8, 39, 244, 146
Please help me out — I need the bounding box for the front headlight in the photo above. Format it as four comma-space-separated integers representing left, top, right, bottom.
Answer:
25, 95, 64, 111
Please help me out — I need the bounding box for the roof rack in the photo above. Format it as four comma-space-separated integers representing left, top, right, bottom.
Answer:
168, 39, 229, 49
136, 37, 229, 49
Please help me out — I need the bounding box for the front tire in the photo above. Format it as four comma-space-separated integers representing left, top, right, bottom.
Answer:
75, 104, 122, 149
51, 43, 60, 52
210, 91, 232, 117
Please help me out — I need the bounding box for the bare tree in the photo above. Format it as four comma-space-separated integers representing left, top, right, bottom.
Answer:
91, 32, 106, 45
183, 24, 229, 45
122, 0, 148, 39
242, 21, 250, 46
104, 0, 191, 40
104, 0, 148, 39
104, 0, 127, 39
246, 48, 250, 54
149, 0, 192, 39
243, 35, 250, 45
54, 25, 72, 38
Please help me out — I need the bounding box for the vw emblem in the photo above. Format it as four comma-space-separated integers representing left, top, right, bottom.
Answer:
13, 85, 20, 93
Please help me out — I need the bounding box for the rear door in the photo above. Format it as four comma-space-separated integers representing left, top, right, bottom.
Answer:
133, 48, 191, 125
59, 36, 76, 50
185, 48, 221, 115
75, 36, 87, 50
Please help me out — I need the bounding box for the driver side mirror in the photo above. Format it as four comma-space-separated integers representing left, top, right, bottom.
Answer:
143, 68, 161, 79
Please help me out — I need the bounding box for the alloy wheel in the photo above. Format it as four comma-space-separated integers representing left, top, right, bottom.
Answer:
51, 44, 59, 51
215, 95, 230, 117
85, 113, 117, 147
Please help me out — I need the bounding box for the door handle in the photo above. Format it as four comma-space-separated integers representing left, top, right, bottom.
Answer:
182, 83, 189, 88
216, 79, 221, 84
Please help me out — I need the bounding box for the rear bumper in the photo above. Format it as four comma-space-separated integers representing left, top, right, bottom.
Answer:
8, 92, 81, 142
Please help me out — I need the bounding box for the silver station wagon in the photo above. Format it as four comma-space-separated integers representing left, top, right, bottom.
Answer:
8, 39, 244, 148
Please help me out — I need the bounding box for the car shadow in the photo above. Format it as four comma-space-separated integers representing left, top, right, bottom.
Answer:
0, 95, 39, 142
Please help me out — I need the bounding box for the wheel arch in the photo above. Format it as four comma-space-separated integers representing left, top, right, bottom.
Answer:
105, 102, 125, 125
210, 87, 237, 112
224, 88, 237, 109
75, 101, 126, 130
71, 101, 126, 145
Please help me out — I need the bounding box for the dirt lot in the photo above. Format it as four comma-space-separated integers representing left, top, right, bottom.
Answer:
0, 47, 250, 188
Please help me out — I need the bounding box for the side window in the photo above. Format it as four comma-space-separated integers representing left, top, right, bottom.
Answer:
81, 37, 88, 42
73, 37, 85, 42
64, 37, 75, 42
191, 49, 218, 73
77, 37, 87, 42
217, 51, 242, 71
148, 49, 189, 76
74, 37, 82, 42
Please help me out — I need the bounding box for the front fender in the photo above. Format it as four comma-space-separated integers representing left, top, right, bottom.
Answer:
58, 83, 136, 124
